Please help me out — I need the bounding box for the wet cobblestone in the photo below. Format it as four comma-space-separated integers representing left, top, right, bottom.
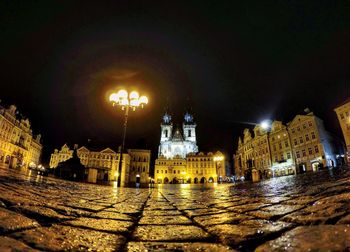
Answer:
0, 166, 350, 251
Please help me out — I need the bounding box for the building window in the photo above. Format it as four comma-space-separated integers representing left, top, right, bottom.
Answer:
173, 170, 176, 174
294, 139, 298, 145
273, 145, 276, 151
308, 121, 313, 127
287, 152, 291, 159
278, 143, 282, 149
188, 130, 191, 137
308, 148, 313, 155
340, 113, 344, 119
157, 170, 159, 173
165, 170, 167, 173
297, 127, 300, 131
296, 151, 300, 158
178, 170, 180, 174
346, 111, 349, 117
299, 137, 303, 144
285, 140, 289, 147
311, 132, 316, 139
302, 149, 306, 157
164, 129, 168, 138
305, 134, 309, 141
315, 145, 319, 153
280, 154, 284, 160
292, 129, 295, 134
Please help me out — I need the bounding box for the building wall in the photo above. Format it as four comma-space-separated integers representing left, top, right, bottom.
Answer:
155, 151, 225, 184
334, 100, 350, 162
234, 112, 338, 180
0, 104, 42, 169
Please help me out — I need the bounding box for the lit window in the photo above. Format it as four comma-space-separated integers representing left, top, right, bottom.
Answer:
294, 139, 298, 145
285, 140, 289, 147
311, 132, 316, 139
308, 148, 312, 155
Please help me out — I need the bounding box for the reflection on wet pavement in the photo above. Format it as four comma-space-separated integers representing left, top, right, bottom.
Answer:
0, 166, 350, 251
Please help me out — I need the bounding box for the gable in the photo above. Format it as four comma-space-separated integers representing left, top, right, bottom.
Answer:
100, 148, 116, 154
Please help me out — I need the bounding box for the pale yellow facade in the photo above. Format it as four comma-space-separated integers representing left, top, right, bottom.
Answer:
269, 121, 295, 176
235, 113, 337, 180
0, 104, 42, 169
49, 144, 150, 186
287, 113, 336, 172
155, 151, 225, 184
334, 99, 350, 162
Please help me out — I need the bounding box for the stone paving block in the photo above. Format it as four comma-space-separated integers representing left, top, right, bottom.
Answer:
184, 208, 228, 218
0, 207, 39, 233
281, 202, 348, 224
207, 220, 292, 246
92, 210, 134, 221
194, 212, 252, 226
282, 195, 322, 205
10, 224, 126, 251
64, 217, 133, 233
11, 205, 70, 222
0, 236, 39, 251
226, 203, 271, 213
133, 225, 211, 241
145, 203, 177, 211
142, 210, 183, 216
248, 204, 304, 220
127, 241, 237, 251
337, 213, 350, 224
113, 203, 144, 214
255, 225, 350, 252
139, 214, 192, 225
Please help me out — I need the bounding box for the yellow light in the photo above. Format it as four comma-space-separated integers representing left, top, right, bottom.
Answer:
139, 96, 148, 105
129, 91, 139, 99
120, 98, 129, 106
114, 172, 119, 177
130, 99, 139, 107
109, 93, 119, 102
117, 90, 128, 99
213, 156, 224, 161
181, 171, 186, 175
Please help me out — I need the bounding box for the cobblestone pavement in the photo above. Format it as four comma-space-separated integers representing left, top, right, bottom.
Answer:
0, 166, 350, 251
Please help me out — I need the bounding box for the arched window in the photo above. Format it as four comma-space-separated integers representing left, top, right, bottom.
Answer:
165, 129, 168, 138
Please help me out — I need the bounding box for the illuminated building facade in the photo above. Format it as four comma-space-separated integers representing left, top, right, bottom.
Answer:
158, 112, 198, 159
0, 104, 42, 169
49, 144, 150, 186
155, 111, 225, 184
334, 99, 350, 162
288, 113, 337, 172
269, 121, 295, 176
234, 111, 338, 179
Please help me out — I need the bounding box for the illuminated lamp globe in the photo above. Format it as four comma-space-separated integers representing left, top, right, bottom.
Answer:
130, 99, 139, 107
117, 90, 128, 99
120, 98, 129, 106
261, 120, 271, 130
109, 93, 119, 103
129, 91, 139, 99
139, 96, 148, 105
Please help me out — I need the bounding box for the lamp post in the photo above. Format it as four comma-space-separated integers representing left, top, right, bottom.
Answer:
109, 89, 148, 187
213, 155, 224, 183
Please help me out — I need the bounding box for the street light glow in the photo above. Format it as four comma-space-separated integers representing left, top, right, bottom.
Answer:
261, 120, 271, 130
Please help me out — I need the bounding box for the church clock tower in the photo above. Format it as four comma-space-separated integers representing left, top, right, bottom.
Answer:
183, 112, 197, 144
160, 112, 173, 143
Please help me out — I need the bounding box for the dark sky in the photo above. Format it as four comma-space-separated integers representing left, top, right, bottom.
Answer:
1, 1, 350, 166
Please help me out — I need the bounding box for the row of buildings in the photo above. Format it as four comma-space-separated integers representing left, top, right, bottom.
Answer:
49, 144, 151, 186
0, 104, 43, 170
49, 111, 227, 185
234, 104, 349, 180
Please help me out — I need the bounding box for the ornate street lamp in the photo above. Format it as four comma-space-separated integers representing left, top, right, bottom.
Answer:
109, 89, 148, 187
213, 155, 224, 183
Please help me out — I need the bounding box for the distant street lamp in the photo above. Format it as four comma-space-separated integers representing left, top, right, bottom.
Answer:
213, 155, 224, 183
109, 89, 148, 187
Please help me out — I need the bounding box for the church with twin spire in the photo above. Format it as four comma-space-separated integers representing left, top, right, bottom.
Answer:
155, 110, 226, 184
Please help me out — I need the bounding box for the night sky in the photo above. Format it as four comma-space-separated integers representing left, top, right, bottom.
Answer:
1, 1, 350, 166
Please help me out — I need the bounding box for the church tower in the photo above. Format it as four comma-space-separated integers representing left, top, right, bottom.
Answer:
160, 112, 173, 143
183, 112, 196, 144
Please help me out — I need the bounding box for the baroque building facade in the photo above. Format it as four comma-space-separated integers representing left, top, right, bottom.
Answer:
334, 99, 350, 162
49, 144, 150, 186
234, 111, 340, 180
155, 111, 226, 184
0, 104, 42, 169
